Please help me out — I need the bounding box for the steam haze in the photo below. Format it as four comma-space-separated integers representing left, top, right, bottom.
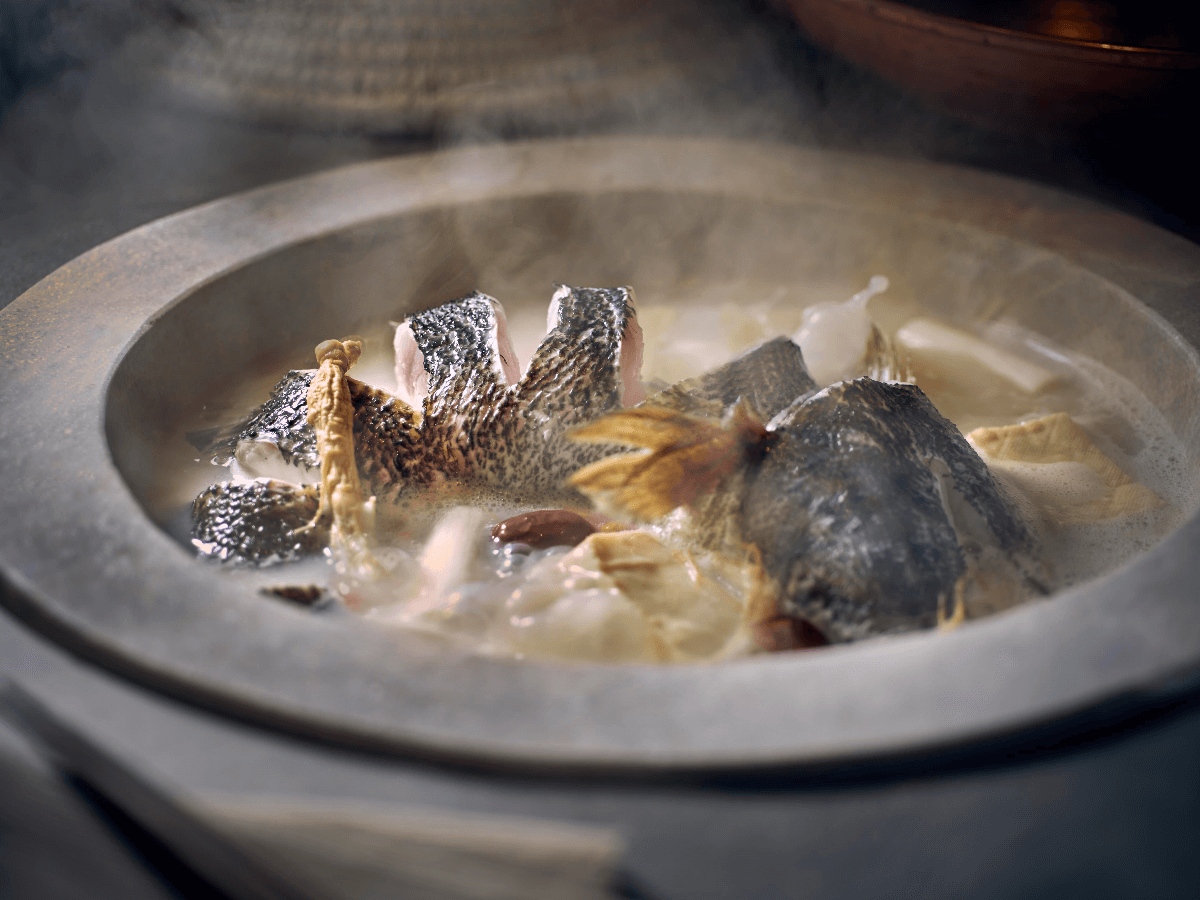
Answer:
0, 0, 1193, 312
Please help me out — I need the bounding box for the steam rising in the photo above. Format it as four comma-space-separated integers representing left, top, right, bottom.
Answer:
3, 0, 1192, 320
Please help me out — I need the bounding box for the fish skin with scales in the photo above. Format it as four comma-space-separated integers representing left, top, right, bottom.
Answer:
469, 285, 641, 501
646, 336, 818, 421
740, 378, 1042, 642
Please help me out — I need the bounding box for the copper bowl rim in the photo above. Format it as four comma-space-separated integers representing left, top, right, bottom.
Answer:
802, 0, 1200, 67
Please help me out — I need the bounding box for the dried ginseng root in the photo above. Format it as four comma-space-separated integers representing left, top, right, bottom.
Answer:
300, 338, 384, 589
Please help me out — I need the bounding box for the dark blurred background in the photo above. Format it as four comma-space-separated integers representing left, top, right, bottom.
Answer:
2, 0, 1196, 311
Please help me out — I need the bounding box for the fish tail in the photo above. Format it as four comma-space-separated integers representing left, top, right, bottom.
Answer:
570, 399, 767, 522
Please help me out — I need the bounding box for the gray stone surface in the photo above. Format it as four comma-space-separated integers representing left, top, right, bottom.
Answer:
4, 607, 1200, 899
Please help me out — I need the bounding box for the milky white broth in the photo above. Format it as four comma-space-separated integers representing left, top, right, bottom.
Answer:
164, 280, 1196, 660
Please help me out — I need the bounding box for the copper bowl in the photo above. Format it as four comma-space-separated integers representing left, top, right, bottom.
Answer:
783, 0, 1200, 132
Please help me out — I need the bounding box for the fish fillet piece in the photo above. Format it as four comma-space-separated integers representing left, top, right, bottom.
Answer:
528, 285, 645, 411
969, 413, 1164, 525
192, 373, 421, 500
470, 285, 645, 502
645, 336, 818, 421
395, 292, 522, 480
190, 373, 421, 562
191, 373, 416, 489
190, 371, 318, 473
394, 291, 521, 416
574, 377, 1043, 643
191, 479, 325, 564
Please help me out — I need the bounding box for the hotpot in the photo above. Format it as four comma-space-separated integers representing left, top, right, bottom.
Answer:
1, 137, 1198, 774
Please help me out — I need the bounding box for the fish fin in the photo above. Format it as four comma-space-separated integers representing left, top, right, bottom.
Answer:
570, 400, 766, 522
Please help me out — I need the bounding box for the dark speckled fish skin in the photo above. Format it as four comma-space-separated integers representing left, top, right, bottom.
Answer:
191, 374, 422, 561
408, 292, 514, 478
737, 378, 1039, 642
191, 370, 318, 469
647, 336, 818, 420
406, 292, 512, 405
348, 378, 425, 497
193, 372, 421, 500
471, 285, 638, 501
191, 480, 325, 563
